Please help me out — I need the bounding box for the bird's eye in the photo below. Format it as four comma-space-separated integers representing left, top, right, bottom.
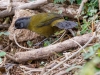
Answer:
20, 23, 24, 28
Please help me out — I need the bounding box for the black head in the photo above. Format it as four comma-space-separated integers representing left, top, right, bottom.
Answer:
15, 17, 30, 29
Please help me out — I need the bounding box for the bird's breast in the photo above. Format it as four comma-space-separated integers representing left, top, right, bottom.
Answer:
28, 24, 57, 37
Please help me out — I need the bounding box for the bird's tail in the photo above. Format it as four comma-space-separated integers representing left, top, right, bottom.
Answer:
56, 21, 77, 30
56, 21, 77, 36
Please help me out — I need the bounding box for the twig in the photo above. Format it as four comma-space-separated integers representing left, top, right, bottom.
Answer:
52, 30, 66, 44
3, 45, 10, 52
20, 65, 43, 72
55, 65, 82, 75
13, 33, 33, 50
99, 0, 100, 11
0, 56, 6, 67
77, 0, 88, 30
6, 54, 17, 62
0, 24, 10, 29
7, 0, 12, 12
43, 32, 96, 75
69, 39, 87, 53
77, 0, 88, 15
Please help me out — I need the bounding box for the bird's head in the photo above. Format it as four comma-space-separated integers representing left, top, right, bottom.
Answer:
15, 17, 30, 29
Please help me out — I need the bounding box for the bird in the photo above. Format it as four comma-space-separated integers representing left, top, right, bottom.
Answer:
15, 13, 77, 37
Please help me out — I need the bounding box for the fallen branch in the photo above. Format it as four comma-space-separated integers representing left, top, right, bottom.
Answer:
0, 2, 25, 9
13, 33, 94, 63
0, 24, 10, 29
0, 0, 47, 18
0, 9, 15, 18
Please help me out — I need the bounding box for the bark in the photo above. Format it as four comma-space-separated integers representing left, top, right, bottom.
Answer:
13, 33, 93, 63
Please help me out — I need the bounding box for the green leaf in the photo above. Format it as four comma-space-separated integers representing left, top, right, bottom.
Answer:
0, 31, 10, 36
44, 40, 51, 46
54, 30, 65, 36
69, 0, 75, 4
0, 51, 6, 57
3, 32, 10, 35
83, 47, 95, 59
66, 64, 82, 72
54, 0, 66, 3
97, 49, 100, 57
27, 41, 33, 47
58, 10, 63, 14
83, 43, 100, 59
80, 19, 91, 35
76, 0, 82, 4
40, 61, 45, 66
83, 0, 98, 17
93, 43, 100, 50
64, 16, 68, 20
79, 57, 100, 75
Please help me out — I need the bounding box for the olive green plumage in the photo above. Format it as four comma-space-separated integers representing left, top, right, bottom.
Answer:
28, 13, 64, 37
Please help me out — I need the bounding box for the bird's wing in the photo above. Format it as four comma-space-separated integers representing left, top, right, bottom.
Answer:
36, 13, 63, 27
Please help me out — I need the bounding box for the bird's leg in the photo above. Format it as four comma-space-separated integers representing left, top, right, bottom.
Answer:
68, 29, 75, 37
34, 38, 48, 46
